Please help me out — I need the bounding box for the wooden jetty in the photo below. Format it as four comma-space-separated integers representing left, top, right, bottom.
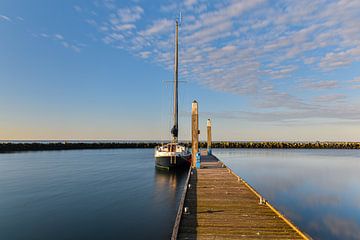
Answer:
171, 153, 310, 239
171, 102, 310, 239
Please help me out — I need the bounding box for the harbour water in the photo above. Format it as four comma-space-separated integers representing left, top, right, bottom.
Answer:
0, 148, 359, 239
215, 148, 360, 240
0, 149, 187, 240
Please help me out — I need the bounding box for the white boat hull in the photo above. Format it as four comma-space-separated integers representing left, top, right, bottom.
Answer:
155, 144, 191, 169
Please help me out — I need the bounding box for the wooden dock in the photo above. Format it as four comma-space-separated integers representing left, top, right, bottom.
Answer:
172, 154, 310, 240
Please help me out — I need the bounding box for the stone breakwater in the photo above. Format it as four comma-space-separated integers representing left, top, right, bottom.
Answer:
1, 141, 359, 153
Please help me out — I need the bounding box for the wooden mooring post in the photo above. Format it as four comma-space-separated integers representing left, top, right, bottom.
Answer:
207, 119, 212, 155
191, 100, 199, 168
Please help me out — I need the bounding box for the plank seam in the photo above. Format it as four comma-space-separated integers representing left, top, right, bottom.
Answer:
171, 167, 192, 240
221, 159, 311, 240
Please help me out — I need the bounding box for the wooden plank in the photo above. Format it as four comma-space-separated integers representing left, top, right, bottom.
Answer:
175, 154, 311, 240
171, 167, 192, 240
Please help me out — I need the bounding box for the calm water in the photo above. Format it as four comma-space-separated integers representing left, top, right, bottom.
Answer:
1, 149, 359, 240
0, 149, 187, 240
214, 148, 360, 240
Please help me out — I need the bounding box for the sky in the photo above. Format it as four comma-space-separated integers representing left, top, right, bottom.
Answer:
1, 0, 360, 141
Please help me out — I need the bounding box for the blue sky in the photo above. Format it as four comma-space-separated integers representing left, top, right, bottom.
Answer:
1, 0, 360, 141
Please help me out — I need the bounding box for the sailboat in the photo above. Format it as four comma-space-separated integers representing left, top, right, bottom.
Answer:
155, 19, 191, 169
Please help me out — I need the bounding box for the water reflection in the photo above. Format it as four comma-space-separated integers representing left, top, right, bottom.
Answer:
0, 149, 189, 240
215, 149, 360, 240
155, 168, 179, 190
153, 168, 188, 203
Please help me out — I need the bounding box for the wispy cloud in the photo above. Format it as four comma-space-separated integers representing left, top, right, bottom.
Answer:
0, 14, 11, 22
313, 94, 346, 103
85, 1, 360, 79
348, 76, 360, 89
185, 0, 197, 7
77, 0, 360, 122
301, 80, 338, 90
160, 3, 178, 13
140, 19, 172, 36
139, 51, 151, 59
54, 34, 64, 40
349, 76, 360, 83
37, 32, 83, 53
204, 102, 360, 123
117, 6, 143, 23
74, 5, 83, 13
319, 47, 360, 70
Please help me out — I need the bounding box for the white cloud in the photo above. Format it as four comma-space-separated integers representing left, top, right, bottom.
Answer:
139, 51, 151, 59
0, 14, 11, 22
37, 31, 82, 53
349, 76, 360, 83
351, 85, 360, 89
140, 19, 172, 36
74, 5, 82, 12
185, 0, 197, 7
302, 80, 338, 90
319, 48, 359, 70
114, 24, 136, 31
160, 3, 179, 13
62, 41, 81, 52
40, 33, 49, 38
54, 34, 64, 40
348, 76, 360, 89
117, 6, 143, 23
221, 45, 237, 52
208, 101, 360, 123
103, 0, 116, 10
314, 94, 346, 103
84, 0, 360, 122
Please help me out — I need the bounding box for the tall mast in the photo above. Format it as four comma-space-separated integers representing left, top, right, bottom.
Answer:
171, 20, 179, 143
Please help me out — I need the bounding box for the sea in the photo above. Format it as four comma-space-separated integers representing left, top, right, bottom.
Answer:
0, 148, 359, 240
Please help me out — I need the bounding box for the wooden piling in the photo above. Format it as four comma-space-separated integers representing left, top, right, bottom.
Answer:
191, 101, 199, 168
207, 119, 212, 154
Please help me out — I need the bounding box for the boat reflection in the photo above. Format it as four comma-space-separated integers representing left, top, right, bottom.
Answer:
153, 167, 188, 204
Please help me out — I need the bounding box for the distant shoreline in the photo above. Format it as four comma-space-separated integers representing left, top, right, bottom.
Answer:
1, 141, 359, 153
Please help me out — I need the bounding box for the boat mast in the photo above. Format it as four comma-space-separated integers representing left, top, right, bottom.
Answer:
171, 19, 179, 143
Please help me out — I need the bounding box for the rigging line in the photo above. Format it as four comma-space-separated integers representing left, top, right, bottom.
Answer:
179, 19, 189, 142
168, 79, 173, 141
161, 79, 172, 143
160, 78, 165, 143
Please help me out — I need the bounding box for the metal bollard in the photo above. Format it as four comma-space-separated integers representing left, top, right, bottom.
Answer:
184, 207, 190, 214
259, 196, 266, 205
